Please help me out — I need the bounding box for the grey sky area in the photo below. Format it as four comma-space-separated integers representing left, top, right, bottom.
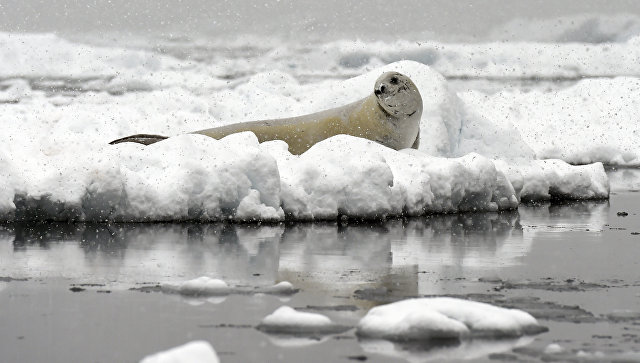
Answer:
1, 0, 640, 41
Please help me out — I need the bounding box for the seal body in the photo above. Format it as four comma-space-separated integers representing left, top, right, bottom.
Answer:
110, 72, 423, 155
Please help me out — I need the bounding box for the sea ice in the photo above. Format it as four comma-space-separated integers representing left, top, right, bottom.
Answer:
0, 33, 614, 221
462, 78, 640, 167
356, 297, 546, 341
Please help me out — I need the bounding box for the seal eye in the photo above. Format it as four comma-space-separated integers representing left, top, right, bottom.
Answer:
390, 76, 398, 84
380, 85, 387, 93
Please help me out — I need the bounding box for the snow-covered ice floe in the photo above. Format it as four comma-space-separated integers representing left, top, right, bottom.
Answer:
0, 33, 613, 222
256, 306, 351, 335
356, 297, 547, 341
140, 340, 219, 363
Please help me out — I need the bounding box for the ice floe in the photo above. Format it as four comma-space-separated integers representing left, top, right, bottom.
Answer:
0, 33, 617, 222
356, 297, 547, 341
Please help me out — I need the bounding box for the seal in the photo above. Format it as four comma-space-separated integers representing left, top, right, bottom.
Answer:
110, 72, 423, 155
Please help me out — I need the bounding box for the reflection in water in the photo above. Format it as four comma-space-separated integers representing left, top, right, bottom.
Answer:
607, 168, 640, 192
360, 336, 535, 362
0, 201, 610, 362
518, 200, 609, 234
0, 200, 608, 299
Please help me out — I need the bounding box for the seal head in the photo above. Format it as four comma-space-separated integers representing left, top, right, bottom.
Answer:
374, 72, 422, 118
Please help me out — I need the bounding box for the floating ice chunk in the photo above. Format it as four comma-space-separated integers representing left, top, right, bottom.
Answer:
256, 306, 351, 335
162, 277, 231, 296
494, 159, 609, 202
357, 297, 547, 341
520, 160, 609, 201
544, 343, 565, 354
260, 306, 332, 328
140, 340, 219, 363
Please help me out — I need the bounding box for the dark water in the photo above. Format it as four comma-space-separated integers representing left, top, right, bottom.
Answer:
1, 171, 640, 362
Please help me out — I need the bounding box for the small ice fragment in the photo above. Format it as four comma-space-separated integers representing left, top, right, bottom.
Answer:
261, 306, 332, 327
256, 306, 350, 335
544, 343, 565, 354
140, 340, 219, 363
162, 277, 230, 296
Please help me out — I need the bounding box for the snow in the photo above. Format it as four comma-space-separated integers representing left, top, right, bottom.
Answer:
517, 160, 610, 201
356, 297, 546, 341
257, 306, 349, 335
140, 341, 219, 363
0, 33, 619, 222
461, 78, 640, 167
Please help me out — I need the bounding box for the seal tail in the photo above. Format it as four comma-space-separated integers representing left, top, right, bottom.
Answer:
109, 134, 169, 146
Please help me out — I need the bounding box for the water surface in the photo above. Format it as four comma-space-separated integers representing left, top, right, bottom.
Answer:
2, 170, 640, 362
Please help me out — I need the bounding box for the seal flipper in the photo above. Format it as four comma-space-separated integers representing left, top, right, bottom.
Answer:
109, 134, 169, 146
